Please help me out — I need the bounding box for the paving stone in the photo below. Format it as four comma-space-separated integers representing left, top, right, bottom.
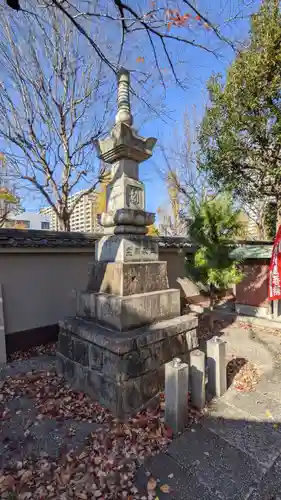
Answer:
255, 375, 281, 402
0, 411, 103, 468
0, 411, 39, 468
28, 418, 100, 459
168, 424, 264, 499
135, 452, 215, 500
205, 401, 281, 468
5, 396, 36, 413
249, 454, 281, 500
0, 356, 56, 380
221, 387, 281, 423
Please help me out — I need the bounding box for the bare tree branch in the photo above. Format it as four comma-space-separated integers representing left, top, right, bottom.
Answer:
0, 4, 114, 230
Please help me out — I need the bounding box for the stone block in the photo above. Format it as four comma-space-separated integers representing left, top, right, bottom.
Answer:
76, 292, 96, 319
165, 358, 189, 433
103, 224, 147, 235
207, 337, 227, 397
57, 351, 164, 417
111, 158, 139, 181
57, 313, 199, 417
58, 325, 197, 384
190, 349, 206, 410
95, 234, 159, 262
99, 208, 154, 229
87, 261, 169, 296
0, 285, 6, 364
60, 314, 198, 355
76, 289, 181, 331
106, 174, 145, 213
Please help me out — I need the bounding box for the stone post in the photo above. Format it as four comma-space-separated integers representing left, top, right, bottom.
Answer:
207, 336, 227, 397
165, 357, 189, 433
190, 349, 205, 410
0, 285, 6, 364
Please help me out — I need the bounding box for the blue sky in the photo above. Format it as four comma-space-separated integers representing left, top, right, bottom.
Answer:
136, 0, 261, 215
7, 0, 261, 215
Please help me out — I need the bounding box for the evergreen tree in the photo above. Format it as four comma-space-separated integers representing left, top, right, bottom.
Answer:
186, 195, 244, 322
199, 0, 281, 229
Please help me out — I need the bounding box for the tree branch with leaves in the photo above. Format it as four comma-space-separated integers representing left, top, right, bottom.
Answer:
5, 0, 256, 101
199, 0, 281, 233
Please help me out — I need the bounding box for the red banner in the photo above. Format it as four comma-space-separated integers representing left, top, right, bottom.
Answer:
269, 226, 281, 300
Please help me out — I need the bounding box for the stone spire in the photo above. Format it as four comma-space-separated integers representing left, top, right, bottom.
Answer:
95, 67, 157, 240
115, 68, 133, 126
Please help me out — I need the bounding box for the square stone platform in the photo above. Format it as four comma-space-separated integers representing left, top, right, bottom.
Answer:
57, 314, 198, 417
76, 289, 181, 331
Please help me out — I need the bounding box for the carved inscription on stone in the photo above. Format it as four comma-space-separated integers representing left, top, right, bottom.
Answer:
126, 185, 142, 208
125, 245, 133, 257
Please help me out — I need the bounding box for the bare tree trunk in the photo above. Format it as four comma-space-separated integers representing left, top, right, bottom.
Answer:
209, 286, 218, 332
58, 216, 71, 232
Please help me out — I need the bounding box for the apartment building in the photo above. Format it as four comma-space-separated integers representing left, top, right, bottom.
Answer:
5, 212, 51, 230
40, 189, 104, 233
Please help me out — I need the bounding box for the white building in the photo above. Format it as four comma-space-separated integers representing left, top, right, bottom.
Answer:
5, 212, 51, 230
40, 190, 103, 233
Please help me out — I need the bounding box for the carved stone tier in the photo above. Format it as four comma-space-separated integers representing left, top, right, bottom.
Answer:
107, 175, 145, 213
99, 209, 155, 229
76, 289, 180, 332
96, 122, 157, 164
95, 235, 159, 262
57, 314, 198, 417
87, 261, 168, 296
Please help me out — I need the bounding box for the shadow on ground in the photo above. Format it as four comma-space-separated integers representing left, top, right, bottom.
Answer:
136, 413, 281, 500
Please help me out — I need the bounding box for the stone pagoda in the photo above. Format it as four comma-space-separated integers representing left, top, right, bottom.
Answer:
57, 68, 198, 418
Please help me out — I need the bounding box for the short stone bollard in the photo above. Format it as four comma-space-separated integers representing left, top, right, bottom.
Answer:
165, 357, 189, 433
207, 336, 227, 397
0, 284, 6, 365
190, 349, 206, 410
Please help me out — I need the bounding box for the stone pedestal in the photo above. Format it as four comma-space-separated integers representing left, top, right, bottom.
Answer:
58, 314, 198, 417
56, 68, 198, 418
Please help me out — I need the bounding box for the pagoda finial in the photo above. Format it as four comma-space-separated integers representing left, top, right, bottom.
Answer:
115, 68, 133, 126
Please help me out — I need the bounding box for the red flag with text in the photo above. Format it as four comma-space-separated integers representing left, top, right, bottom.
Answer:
268, 226, 281, 300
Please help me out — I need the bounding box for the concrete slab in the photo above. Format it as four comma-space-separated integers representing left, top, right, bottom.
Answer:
135, 452, 214, 500
205, 401, 281, 468
221, 386, 281, 423
168, 424, 264, 499
77, 289, 181, 331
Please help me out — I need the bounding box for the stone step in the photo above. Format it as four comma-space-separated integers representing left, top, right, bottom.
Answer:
135, 422, 267, 499
135, 452, 215, 500
87, 260, 169, 296
221, 385, 281, 423
166, 424, 264, 499
57, 314, 198, 417
76, 289, 181, 331
135, 407, 281, 499
204, 400, 281, 469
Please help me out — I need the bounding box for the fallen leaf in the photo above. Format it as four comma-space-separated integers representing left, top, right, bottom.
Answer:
19, 469, 33, 486
266, 409, 273, 419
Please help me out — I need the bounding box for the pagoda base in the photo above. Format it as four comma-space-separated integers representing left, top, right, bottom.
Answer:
57, 314, 198, 418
